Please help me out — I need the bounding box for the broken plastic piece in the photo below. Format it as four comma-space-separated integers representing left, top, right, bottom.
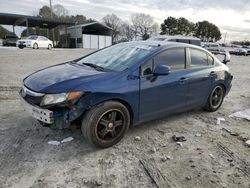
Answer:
172, 135, 187, 142
61, 137, 74, 143
217, 117, 225, 125
48, 141, 61, 146
246, 140, 250, 147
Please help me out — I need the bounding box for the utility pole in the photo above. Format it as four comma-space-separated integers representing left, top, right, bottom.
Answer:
49, 0, 55, 46
75, 22, 78, 48
224, 32, 227, 43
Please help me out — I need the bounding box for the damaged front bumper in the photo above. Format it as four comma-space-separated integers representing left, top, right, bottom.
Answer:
20, 93, 91, 129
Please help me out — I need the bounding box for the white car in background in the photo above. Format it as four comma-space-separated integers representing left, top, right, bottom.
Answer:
16, 35, 53, 49
203, 43, 221, 52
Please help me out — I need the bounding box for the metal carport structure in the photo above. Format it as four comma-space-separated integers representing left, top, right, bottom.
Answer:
0, 13, 74, 44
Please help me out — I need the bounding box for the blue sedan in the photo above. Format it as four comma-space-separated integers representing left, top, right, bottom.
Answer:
20, 41, 233, 147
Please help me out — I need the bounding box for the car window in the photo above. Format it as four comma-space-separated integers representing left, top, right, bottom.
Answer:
190, 48, 208, 67
154, 48, 185, 70
141, 59, 153, 76
27, 36, 38, 40
40, 36, 48, 41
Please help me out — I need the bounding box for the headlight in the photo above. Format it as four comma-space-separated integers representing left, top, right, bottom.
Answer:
40, 91, 82, 106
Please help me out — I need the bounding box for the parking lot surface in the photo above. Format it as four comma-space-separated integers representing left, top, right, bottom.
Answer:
0, 47, 250, 188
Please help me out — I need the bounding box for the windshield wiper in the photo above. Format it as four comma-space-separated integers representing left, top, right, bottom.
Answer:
82, 62, 105, 71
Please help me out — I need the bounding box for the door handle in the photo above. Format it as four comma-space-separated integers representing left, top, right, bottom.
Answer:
179, 77, 188, 84
209, 71, 216, 77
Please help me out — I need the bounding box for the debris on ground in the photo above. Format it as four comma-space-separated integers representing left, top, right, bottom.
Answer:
195, 133, 202, 137
209, 154, 215, 159
245, 140, 250, 147
161, 156, 171, 162
222, 128, 239, 136
217, 117, 225, 125
151, 147, 157, 153
48, 141, 61, 146
176, 142, 183, 146
48, 137, 74, 145
229, 109, 250, 121
61, 137, 74, 143
134, 136, 141, 141
161, 157, 168, 162
172, 135, 187, 142
186, 176, 192, 180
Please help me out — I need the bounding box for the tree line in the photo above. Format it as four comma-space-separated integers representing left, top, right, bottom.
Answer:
160, 17, 221, 42
103, 15, 222, 42
0, 4, 222, 43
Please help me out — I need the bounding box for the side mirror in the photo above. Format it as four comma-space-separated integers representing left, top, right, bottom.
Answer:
153, 65, 171, 76
223, 52, 230, 65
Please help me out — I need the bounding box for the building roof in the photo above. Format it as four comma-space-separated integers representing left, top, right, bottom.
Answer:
67, 21, 113, 31
0, 13, 74, 29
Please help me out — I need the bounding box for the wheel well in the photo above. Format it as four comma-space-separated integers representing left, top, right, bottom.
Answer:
111, 99, 134, 124
217, 83, 226, 96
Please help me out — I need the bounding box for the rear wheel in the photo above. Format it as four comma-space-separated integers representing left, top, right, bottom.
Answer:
33, 43, 38, 49
81, 101, 130, 148
18, 46, 24, 49
204, 85, 225, 112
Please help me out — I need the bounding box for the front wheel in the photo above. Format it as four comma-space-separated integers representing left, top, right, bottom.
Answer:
48, 44, 52, 49
33, 43, 38, 49
81, 101, 130, 148
204, 85, 225, 112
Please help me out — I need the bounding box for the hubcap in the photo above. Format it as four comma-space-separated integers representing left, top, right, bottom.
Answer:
96, 110, 124, 141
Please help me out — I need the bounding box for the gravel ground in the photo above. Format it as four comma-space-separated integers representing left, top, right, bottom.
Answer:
0, 47, 250, 188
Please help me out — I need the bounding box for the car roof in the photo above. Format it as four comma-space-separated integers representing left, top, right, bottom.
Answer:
122, 40, 204, 50
149, 35, 201, 41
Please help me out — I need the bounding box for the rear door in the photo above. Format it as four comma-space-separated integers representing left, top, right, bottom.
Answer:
139, 48, 188, 121
186, 48, 214, 107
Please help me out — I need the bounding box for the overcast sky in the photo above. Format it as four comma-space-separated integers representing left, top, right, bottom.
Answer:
1, 0, 250, 42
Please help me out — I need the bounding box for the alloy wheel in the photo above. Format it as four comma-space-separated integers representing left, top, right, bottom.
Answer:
95, 109, 124, 142
210, 86, 224, 109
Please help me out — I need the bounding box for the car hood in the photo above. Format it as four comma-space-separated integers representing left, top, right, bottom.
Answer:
24, 63, 110, 93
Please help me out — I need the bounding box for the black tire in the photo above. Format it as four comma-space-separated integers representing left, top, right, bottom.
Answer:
19, 46, 24, 49
81, 101, 130, 148
33, 43, 38, 49
48, 44, 52, 49
204, 85, 225, 112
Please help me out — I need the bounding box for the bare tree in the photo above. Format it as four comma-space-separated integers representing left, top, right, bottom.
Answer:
120, 22, 135, 41
53, 4, 69, 18
131, 13, 158, 40
102, 14, 122, 42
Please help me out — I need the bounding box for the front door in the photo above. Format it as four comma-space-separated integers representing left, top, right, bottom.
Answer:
139, 48, 188, 122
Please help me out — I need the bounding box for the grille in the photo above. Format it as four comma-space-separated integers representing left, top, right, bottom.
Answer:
20, 86, 44, 106
24, 94, 43, 105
